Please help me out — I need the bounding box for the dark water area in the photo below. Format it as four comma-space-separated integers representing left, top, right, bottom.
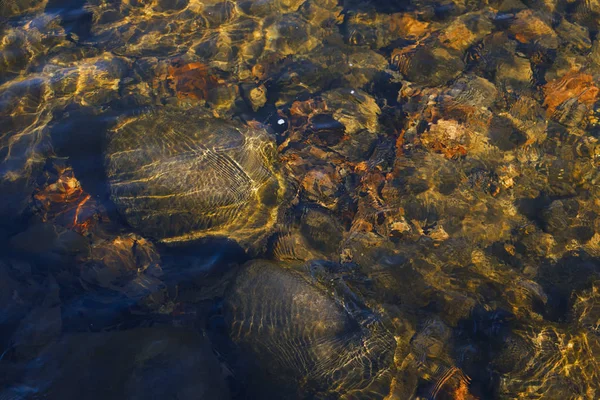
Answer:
1, 0, 600, 398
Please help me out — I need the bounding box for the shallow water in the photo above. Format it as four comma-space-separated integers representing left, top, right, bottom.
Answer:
1, 0, 600, 398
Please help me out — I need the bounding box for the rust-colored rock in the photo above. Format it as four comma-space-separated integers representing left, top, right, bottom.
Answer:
289, 98, 328, 117
438, 12, 493, 53
34, 164, 99, 235
300, 166, 342, 209
543, 70, 599, 117
420, 120, 471, 159
508, 10, 557, 48
389, 13, 430, 39
167, 60, 218, 101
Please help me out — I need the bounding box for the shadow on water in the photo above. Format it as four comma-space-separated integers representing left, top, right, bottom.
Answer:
453, 306, 515, 399
49, 108, 114, 198
159, 238, 249, 281
537, 251, 600, 322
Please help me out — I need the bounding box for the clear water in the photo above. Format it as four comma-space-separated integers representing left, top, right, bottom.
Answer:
1, 0, 600, 398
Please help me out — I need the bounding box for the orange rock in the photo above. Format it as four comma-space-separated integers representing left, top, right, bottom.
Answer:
350, 218, 374, 234
425, 137, 468, 159
420, 119, 473, 159
514, 33, 527, 43
302, 168, 339, 194
389, 13, 430, 39
289, 98, 328, 117
543, 70, 599, 117
441, 23, 475, 51
508, 10, 557, 47
301, 166, 342, 209
354, 161, 369, 172
429, 366, 477, 400
439, 20, 487, 53
34, 165, 99, 235
251, 63, 266, 80
504, 243, 516, 255
395, 128, 406, 157
167, 59, 217, 101
453, 378, 478, 400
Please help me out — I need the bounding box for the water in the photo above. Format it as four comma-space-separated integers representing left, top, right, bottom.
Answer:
1, 0, 600, 398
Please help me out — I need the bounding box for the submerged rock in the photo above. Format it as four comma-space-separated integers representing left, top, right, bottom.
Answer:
3, 0, 600, 397
321, 88, 381, 134
105, 108, 287, 251
223, 260, 396, 398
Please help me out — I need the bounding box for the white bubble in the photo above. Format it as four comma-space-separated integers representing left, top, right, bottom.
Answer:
349, 63, 353, 67
350, 90, 355, 94
277, 119, 285, 125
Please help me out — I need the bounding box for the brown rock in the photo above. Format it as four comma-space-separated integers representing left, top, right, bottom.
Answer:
80, 234, 161, 290
389, 13, 430, 39
543, 70, 599, 119
508, 10, 558, 49
34, 163, 101, 235
167, 59, 218, 102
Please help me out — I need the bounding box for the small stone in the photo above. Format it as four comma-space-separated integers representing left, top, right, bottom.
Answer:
428, 224, 450, 241
249, 85, 267, 111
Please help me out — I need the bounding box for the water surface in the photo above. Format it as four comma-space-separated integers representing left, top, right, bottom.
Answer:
1, 0, 600, 398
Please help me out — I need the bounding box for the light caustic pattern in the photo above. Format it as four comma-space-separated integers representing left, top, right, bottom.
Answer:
3, 0, 600, 398
105, 109, 286, 249
225, 260, 396, 399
